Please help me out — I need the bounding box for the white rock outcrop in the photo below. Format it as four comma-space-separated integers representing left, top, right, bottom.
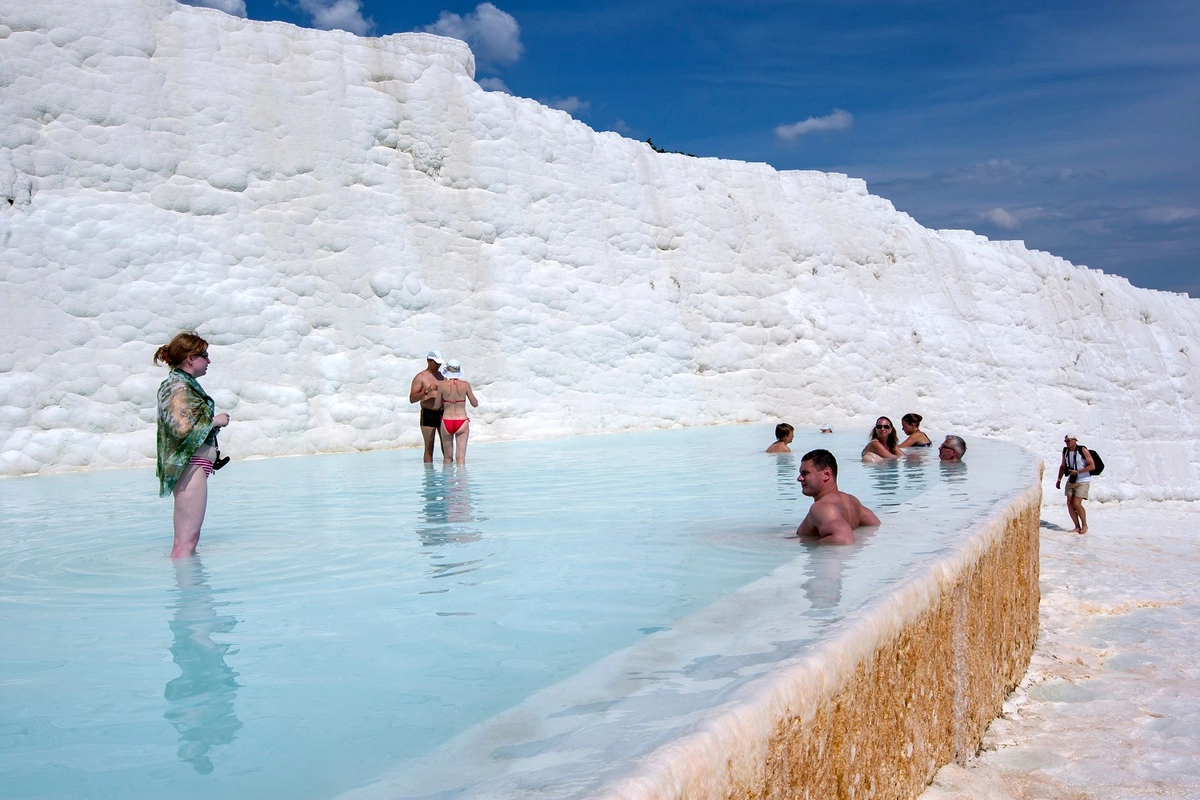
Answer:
1, 0, 1197, 500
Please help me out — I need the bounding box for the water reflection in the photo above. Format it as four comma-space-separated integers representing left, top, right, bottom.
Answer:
901, 449, 930, 496
800, 527, 877, 613
864, 459, 902, 507
163, 559, 242, 775
939, 460, 969, 487
772, 453, 798, 500
417, 465, 482, 547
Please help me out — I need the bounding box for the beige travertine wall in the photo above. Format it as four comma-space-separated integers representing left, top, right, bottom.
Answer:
596, 483, 1042, 800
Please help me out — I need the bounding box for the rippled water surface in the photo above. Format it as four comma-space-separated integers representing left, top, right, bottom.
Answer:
0, 426, 1034, 800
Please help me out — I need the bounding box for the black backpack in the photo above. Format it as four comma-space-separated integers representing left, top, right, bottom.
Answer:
1063, 445, 1105, 476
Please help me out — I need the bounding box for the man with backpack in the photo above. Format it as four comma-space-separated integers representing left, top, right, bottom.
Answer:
1056, 435, 1096, 534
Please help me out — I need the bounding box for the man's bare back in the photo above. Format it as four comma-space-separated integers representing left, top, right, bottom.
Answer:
796, 450, 880, 545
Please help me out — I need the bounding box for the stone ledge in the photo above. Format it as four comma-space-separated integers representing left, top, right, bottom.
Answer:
594, 484, 1042, 800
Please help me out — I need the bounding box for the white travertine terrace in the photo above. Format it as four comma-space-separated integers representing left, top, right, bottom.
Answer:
1, 0, 1198, 501
2, 1, 1170, 797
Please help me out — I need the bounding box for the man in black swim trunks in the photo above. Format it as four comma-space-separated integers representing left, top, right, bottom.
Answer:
409, 351, 444, 463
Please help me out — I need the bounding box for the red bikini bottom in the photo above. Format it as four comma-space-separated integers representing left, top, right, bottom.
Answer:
443, 418, 468, 435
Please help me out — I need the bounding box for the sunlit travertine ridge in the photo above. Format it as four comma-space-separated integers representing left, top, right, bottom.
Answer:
1, 0, 1198, 501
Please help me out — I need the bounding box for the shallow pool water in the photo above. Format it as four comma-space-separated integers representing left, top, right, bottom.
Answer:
0, 425, 1036, 799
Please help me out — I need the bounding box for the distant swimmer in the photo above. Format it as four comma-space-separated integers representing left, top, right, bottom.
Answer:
796, 449, 880, 545
938, 435, 967, 462
862, 416, 901, 462
409, 351, 444, 463
154, 331, 230, 559
898, 413, 933, 448
766, 422, 794, 453
434, 359, 478, 465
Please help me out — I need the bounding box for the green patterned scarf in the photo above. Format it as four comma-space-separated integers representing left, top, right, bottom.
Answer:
156, 369, 216, 497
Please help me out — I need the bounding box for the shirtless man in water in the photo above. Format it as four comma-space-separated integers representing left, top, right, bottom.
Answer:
796, 449, 880, 545
409, 351, 444, 463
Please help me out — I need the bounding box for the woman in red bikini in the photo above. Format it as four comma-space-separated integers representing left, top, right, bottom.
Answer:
154, 331, 230, 558
434, 359, 478, 464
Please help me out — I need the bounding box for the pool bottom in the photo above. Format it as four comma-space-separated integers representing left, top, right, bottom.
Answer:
339, 472, 1042, 800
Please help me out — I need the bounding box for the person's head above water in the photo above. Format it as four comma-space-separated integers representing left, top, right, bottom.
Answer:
939, 435, 967, 461
443, 359, 465, 380
798, 448, 838, 493
871, 416, 898, 449
766, 422, 795, 453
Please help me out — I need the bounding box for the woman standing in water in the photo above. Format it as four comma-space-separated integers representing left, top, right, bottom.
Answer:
861, 416, 901, 462
435, 359, 478, 464
897, 413, 933, 448
155, 331, 229, 558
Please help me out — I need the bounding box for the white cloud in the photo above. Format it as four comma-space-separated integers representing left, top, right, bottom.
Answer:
299, 0, 374, 35
544, 96, 589, 115
611, 119, 634, 136
179, 0, 247, 16
478, 77, 511, 93
424, 3, 523, 68
1138, 207, 1200, 224
961, 159, 1029, 184
982, 208, 1021, 230
774, 109, 853, 144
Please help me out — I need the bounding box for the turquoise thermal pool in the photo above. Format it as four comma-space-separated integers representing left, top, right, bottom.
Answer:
0, 426, 1039, 799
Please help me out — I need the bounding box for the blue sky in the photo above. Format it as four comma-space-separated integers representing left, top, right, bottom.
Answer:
196, 0, 1198, 296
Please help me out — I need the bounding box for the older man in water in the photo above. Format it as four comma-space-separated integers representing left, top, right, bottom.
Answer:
796, 449, 880, 545
938, 435, 967, 462
408, 351, 444, 463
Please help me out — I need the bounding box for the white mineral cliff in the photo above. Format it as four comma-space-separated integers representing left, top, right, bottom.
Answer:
1, 0, 1197, 499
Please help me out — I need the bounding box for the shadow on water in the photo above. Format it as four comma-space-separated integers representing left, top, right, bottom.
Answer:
163, 559, 242, 775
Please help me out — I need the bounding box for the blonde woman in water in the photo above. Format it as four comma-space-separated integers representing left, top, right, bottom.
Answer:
434, 359, 478, 464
